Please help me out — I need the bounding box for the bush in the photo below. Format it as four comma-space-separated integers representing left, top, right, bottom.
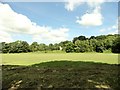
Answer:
65, 46, 74, 53
112, 37, 120, 53
96, 46, 104, 53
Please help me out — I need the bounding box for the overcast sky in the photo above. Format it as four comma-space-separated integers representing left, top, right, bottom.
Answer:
0, 0, 118, 44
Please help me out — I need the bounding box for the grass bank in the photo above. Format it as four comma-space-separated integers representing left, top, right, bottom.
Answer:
2, 61, 119, 89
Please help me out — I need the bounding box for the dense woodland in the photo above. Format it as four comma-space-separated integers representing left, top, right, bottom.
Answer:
1, 34, 120, 53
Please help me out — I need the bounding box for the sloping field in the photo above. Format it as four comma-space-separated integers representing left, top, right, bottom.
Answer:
2, 61, 120, 89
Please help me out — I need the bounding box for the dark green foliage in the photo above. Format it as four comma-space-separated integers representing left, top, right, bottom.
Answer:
65, 42, 74, 53
89, 36, 96, 39
74, 46, 80, 53
1, 41, 30, 53
17, 41, 30, 53
39, 43, 48, 51
1, 34, 119, 53
59, 40, 72, 51
53, 43, 60, 50
77, 36, 87, 40
48, 43, 54, 51
96, 46, 104, 53
71, 34, 119, 53
2, 43, 10, 53
73, 35, 87, 43
95, 35, 107, 40
65, 46, 74, 53
2, 61, 120, 89
73, 37, 78, 44
30, 42, 40, 52
112, 37, 120, 53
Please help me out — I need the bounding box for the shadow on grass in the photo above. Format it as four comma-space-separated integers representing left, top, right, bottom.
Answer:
2, 61, 120, 90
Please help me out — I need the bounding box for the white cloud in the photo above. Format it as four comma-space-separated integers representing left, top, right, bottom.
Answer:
99, 20, 118, 35
65, 0, 105, 11
76, 6, 103, 26
0, 30, 13, 43
0, 3, 69, 43
111, 25, 117, 29
99, 29, 106, 32
65, 0, 105, 26
65, 0, 84, 11
109, 30, 118, 35
0, 3, 32, 34
32, 27, 69, 43
87, 0, 105, 7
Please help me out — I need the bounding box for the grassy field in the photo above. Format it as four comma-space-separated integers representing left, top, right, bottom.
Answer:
1, 53, 119, 65
2, 53, 120, 89
2, 61, 120, 89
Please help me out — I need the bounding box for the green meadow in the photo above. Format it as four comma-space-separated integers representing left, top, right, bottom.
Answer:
2, 53, 119, 65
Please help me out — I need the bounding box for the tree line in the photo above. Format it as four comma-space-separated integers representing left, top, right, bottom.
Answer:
0, 34, 120, 53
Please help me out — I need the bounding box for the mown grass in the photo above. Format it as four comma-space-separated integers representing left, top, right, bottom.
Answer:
2, 61, 120, 90
2, 53, 119, 65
